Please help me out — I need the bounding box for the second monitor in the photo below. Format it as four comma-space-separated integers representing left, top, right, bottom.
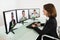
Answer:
17, 9, 29, 23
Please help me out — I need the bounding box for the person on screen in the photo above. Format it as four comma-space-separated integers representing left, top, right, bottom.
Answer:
9, 12, 16, 34
31, 3, 59, 40
31, 9, 40, 19
19, 10, 27, 22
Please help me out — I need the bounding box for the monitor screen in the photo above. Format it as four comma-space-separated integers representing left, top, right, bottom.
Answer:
17, 9, 29, 23
3, 11, 17, 33
29, 9, 40, 19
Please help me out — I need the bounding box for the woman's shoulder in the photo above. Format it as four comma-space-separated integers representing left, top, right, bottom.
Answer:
47, 18, 57, 24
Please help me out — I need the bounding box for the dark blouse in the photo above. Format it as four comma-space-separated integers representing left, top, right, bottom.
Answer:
33, 17, 59, 38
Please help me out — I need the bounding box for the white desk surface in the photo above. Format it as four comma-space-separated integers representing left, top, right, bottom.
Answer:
9, 18, 46, 40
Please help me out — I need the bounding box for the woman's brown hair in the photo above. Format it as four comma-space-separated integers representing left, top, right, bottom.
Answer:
44, 3, 57, 18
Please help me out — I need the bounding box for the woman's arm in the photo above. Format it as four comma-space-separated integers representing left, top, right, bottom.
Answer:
33, 20, 54, 35
33, 27, 41, 34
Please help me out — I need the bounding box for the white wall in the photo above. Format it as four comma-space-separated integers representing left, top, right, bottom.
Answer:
0, 0, 60, 26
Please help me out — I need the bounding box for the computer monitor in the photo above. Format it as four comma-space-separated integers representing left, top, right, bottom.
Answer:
3, 11, 17, 34
29, 8, 40, 19
17, 9, 29, 23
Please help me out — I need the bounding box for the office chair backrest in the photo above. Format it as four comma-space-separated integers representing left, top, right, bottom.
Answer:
57, 26, 60, 38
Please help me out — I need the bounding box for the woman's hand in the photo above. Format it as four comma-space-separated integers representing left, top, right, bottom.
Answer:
32, 22, 41, 28
32, 24, 36, 28
37, 23, 41, 27
35, 22, 41, 27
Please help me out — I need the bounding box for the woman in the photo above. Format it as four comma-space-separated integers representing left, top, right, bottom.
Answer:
32, 3, 59, 40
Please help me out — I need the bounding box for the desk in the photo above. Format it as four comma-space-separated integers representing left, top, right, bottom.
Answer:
10, 18, 46, 40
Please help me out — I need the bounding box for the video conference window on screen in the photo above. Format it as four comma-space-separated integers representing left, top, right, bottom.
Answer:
3, 8, 40, 34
